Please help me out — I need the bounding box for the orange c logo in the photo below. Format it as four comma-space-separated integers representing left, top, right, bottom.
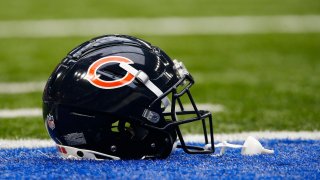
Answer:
85, 56, 135, 89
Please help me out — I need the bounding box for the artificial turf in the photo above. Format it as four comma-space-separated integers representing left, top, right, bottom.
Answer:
0, 139, 319, 179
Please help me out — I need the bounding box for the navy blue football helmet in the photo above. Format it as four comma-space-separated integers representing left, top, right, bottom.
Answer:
43, 35, 214, 159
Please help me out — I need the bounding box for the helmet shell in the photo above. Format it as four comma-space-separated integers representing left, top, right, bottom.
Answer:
43, 35, 179, 159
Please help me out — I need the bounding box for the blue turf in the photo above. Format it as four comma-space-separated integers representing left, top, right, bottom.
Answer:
0, 139, 319, 179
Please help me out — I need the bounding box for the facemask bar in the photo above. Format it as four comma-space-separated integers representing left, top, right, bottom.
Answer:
167, 76, 214, 154
144, 73, 215, 154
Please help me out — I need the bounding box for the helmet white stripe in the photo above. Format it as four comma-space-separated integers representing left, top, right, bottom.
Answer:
119, 62, 170, 108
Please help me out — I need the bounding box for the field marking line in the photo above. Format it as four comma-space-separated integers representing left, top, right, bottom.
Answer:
1, 131, 319, 149
0, 104, 224, 118
0, 108, 42, 118
1, 15, 320, 37
0, 81, 45, 94
184, 131, 320, 142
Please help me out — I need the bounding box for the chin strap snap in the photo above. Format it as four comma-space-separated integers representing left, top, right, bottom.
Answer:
119, 62, 170, 109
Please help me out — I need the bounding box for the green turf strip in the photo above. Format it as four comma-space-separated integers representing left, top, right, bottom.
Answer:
0, 118, 47, 139
0, 92, 42, 109
0, 0, 319, 20
0, 34, 319, 82
0, 38, 86, 82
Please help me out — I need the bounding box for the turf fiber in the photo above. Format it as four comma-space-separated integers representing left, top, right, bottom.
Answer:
0, 139, 319, 179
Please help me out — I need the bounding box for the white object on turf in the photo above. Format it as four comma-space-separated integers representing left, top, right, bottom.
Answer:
205, 136, 274, 156
241, 136, 274, 155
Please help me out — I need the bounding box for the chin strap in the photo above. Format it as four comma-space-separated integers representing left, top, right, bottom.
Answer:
119, 62, 170, 109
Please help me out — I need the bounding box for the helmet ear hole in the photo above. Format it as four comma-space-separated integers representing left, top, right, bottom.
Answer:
123, 121, 136, 138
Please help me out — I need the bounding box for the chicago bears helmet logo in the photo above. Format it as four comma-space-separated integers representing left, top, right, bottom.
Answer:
85, 56, 135, 89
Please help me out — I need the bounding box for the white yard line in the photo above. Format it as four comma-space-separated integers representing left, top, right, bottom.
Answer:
1, 131, 319, 149
0, 139, 55, 149
1, 15, 320, 38
0, 104, 224, 118
184, 131, 320, 142
0, 81, 45, 94
0, 108, 42, 118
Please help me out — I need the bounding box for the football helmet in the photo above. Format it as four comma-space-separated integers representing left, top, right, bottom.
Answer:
43, 35, 214, 160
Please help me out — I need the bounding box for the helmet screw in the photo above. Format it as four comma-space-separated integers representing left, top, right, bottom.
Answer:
151, 143, 156, 148
110, 145, 117, 152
